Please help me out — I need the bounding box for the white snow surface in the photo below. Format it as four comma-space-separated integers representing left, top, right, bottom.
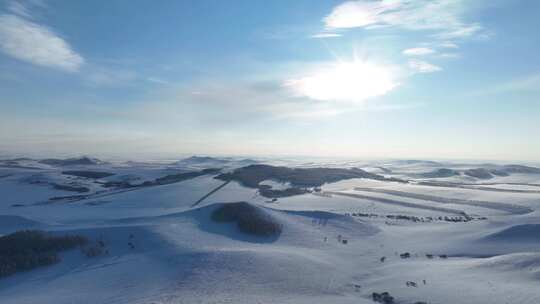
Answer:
1, 158, 540, 303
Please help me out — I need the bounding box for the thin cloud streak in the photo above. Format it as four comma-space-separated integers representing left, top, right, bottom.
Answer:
311, 33, 342, 38
324, 0, 486, 41
408, 59, 442, 73
403, 47, 436, 56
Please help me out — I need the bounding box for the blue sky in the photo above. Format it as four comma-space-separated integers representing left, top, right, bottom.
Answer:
0, 0, 539, 161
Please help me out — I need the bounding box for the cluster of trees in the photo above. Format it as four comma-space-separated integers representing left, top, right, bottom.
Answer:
52, 183, 90, 193
217, 164, 383, 188
216, 164, 409, 198
371, 291, 428, 304
372, 292, 394, 303
211, 202, 282, 236
154, 168, 220, 185
62, 170, 115, 179
0, 230, 87, 278
97, 168, 221, 189
350, 212, 478, 223
258, 186, 308, 198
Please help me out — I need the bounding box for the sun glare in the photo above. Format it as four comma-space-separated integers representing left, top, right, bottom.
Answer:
286, 60, 398, 103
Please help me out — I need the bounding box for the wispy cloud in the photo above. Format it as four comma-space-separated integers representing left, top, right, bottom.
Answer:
146, 77, 170, 85
434, 23, 483, 39
439, 41, 459, 49
408, 59, 442, 73
403, 47, 436, 56
7, 0, 33, 18
324, 0, 484, 40
84, 67, 137, 87
320, 1, 488, 80
311, 33, 342, 39
122, 81, 340, 124
0, 4, 84, 72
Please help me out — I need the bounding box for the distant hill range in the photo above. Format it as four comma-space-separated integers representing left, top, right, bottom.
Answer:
173, 156, 258, 167
417, 168, 460, 178
38, 157, 106, 166
415, 164, 540, 180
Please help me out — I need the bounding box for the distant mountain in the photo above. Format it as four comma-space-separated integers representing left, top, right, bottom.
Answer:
464, 168, 494, 179
417, 168, 460, 178
501, 165, 540, 174
174, 156, 230, 166
0, 157, 33, 162
417, 164, 540, 180
394, 160, 443, 166
0, 159, 42, 170
375, 166, 392, 174
488, 169, 510, 177
237, 158, 259, 165
61, 170, 115, 179
174, 156, 258, 167
39, 157, 105, 166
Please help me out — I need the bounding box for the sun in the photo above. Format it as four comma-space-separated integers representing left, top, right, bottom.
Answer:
286, 59, 398, 103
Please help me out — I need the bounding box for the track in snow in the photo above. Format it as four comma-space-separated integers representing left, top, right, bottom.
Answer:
354, 187, 533, 215
325, 191, 467, 215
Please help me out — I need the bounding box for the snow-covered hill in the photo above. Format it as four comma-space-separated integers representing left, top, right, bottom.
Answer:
1, 157, 540, 303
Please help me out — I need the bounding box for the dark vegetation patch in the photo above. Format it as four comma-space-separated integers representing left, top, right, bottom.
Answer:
62, 170, 115, 179
217, 165, 384, 188
176, 156, 230, 165
0, 162, 41, 170
49, 194, 88, 202
101, 181, 137, 188
154, 168, 220, 185
464, 168, 512, 179
489, 169, 510, 177
216, 165, 403, 198
349, 212, 484, 223
417, 168, 460, 178
376, 166, 392, 173
258, 187, 309, 198
52, 183, 90, 193
502, 164, 540, 174
0, 157, 33, 162
99, 168, 220, 189
372, 291, 395, 303
0, 230, 87, 278
39, 157, 103, 166
459, 165, 540, 178
49, 168, 221, 203
211, 202, 282, 237
464, 168, 494, 179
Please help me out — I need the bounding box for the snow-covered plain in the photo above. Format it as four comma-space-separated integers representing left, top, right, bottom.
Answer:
1, 157, 540, 304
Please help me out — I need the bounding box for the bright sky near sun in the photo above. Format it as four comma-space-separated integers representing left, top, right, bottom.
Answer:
0, 0, 539, 161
